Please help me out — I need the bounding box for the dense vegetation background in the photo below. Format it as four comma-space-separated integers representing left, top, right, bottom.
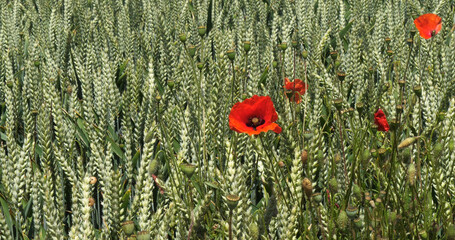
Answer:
0, 0, 455, 239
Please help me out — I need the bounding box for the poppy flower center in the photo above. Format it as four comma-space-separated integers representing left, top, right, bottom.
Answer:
246, 116, 265, 130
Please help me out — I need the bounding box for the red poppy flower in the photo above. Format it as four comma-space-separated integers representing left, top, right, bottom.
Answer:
229, 95, 282, 135
374, 109, 389, 132
284, 78, 308, 103
414, 13, 442, 39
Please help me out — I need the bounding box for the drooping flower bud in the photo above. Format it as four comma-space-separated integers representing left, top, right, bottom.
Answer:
398, 137, 418, 149
337, 211, 349, 229
302, 178, 313, 198
407, 163, 416, 186
301, 150, 308, 165
329, 177, 338, 193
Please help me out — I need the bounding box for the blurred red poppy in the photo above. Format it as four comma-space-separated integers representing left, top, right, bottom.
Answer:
229, 95, 282, 135
414, 13, 442, 39
284, 78, 308, 103
374, 109, 389, 132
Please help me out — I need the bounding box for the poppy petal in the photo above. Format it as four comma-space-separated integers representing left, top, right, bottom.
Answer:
228, 95, 281, 135
414, 13, 442, 39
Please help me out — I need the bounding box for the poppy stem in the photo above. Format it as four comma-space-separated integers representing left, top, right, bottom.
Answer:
258, 136, 292, 210
230, 61, 236, 105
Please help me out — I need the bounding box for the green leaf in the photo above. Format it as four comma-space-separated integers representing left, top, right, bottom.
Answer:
0, 198, 13, 235
204, 181, 220, 189
106, 134, 124, 159
76, 118, 90, 147
131, 149, 141, 168
258, 66, 269, 88
339, 20, 353, 40
0, 132, 6, 141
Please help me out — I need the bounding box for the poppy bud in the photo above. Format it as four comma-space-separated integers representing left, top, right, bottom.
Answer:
378, 148, 388, 160
188, 45, 196, 58
353, 184, 362, 200
335, 60, 341, 68
337, 72, 346, 82
88, 197, 95, 207
89, 176, 97, 184
303, 131, 313, 140
333, 98, 343, 111
398, 137, 418, 149
398, 79, 406, 87
34, 60, 40, 67
337, 211, 349, 229
330, 51, 338, 60
334, 152, 341, 164
197, 62, 204, 70
272, 61, 278, 68
127, 235, 136, 240
280, 42, 287, 51
302, 178, 313, 198
402, 148, 411, 163
301, 150, 308, 165
121, 221, 135, 236
354, 218, 363, 229
243, 41, 251, 53
137, 231, 150, 240
437, 112, 446, 122
167, 79, 175, 89
387, 49, 394, 56
355, 102, 364, 113
396, 104, 403, 113
389, 118, 399, 131
31, 109, 39, 115
379, 190, 386, 199
365, 192, 371, 201
346, 205, 358, 219
197, 26, 206, 37
388, 210, 397, 224
406, 38, 413, 47
385, 37, 391, 43
226, 49, 235, 61
433, 143, 443, 156
420, 230, 428, 239
329, 177, 338, 193
155, 95, 161, 102
180, 163, 197, 178
179, 33, 187, 43
446, 224, 455, 240
226, 194, 240, 210
292, 40, 298, 48
149, 159, 159, 176
302, 50, 308, 59
413, 85, 422, 97
249, 222, 259, 239
6, 80, 13, 88
278, 161, 285, 167
407, 163, 416, 186
312, 192, 322, 203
